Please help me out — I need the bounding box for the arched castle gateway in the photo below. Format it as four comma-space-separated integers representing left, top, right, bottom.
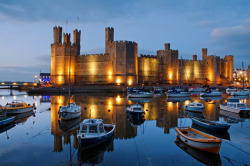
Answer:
51, 26, 233, 86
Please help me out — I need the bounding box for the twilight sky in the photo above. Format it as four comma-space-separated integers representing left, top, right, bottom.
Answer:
0, 0, 250, 81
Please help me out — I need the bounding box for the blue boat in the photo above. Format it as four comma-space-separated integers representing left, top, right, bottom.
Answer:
126, 104, 145, 117
191, 118, 231, 132
77, 119, 115, 149
0, 116, 15, 127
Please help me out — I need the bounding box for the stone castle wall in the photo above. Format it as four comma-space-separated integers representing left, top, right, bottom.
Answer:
51, 26, 234, 86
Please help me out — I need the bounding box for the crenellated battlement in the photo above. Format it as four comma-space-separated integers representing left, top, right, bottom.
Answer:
77, 53, 111, 62
140, 54, 157, 59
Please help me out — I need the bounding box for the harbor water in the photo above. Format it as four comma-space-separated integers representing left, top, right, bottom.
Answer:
0, 89, 250, 166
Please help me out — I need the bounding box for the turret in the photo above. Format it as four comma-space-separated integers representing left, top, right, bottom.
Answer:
193, 55, 197, 61
73, 29, 81, 55
164, 43, 170, 51
202, 48, 207, 61
53, 26, 62, 44
64, 33, 71, 45
105, 27, 114, 53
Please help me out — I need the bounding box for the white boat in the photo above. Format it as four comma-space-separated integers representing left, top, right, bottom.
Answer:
127, 91, 154, 98
166, 91, 191, 98
230, 90, 250, 96
175, 127, 222, 154
77, 119, 115, 149
168, 87, 182, 93
184, 102, 204, 113
220, 98, 250, 114
226, 87, 237, 94
244, 87, 250, 91
59, 103, 82, 120
200, 90, 223, 97
5, 100, 33, 115
126, 104, 145, 116
188, 87, 206, 92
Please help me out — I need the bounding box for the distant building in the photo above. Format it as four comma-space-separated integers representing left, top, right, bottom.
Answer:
40, 73, 50, 83
50, 26, 233, 86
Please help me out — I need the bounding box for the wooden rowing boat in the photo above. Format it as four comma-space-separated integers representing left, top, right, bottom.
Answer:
175, 127, 222, 154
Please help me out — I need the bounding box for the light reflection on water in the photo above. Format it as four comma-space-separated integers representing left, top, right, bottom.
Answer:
0, 90, 250, 165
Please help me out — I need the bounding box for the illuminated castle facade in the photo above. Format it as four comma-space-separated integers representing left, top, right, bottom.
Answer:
51, 26, 233, 86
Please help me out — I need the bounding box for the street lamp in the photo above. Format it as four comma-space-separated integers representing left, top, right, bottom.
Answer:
34, 75, 37, 83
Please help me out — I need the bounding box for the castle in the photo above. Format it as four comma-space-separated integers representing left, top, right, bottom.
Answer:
51, 26, 233, 86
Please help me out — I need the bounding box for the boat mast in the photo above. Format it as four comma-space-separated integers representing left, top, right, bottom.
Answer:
242, 62, 244, 89
68, 45, 71, 106
214, 55, 216, 88
181, 56, 182, 89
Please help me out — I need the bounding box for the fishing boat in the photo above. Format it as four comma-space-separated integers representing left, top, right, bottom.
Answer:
127, 91, 154, 98
126, 104, 145, 116
229, 89, 250, 96
184, 102, 204, 113
5, 100, 33, 115
58, 45, 82, 120
77, 119, 115, 149
175, 127, 222, 154
175, 138, 222, 165
0, 116, 15, 127
191, 118, 231, 132
59, 103, 82, 120
220, 98, 250, 114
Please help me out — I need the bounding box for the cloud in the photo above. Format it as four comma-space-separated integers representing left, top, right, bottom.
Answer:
208, 19, 250, 67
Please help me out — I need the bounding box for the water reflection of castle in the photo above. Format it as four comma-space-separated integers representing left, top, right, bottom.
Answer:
50, 95, 180, 151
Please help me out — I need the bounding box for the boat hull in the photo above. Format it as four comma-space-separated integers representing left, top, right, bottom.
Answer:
78, 125, 115, 149
0, 116, 15, 126
191, 118, 230, 132
184, 106, 204, 113
175, 127, 221, 154
201, 92, 223, 97
6, 106, 33, 115
128, 93, 153, 98
167, 92, 191, 98
220, 104, 250, 114
230, 92, 250, 96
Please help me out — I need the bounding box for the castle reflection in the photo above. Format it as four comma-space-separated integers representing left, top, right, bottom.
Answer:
50, 94, 250, 153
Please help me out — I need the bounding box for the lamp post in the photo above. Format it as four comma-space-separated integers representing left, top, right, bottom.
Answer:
34, 75, 37, 83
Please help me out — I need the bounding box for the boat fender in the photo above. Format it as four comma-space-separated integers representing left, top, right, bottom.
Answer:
146, 109, 148, 111
108, 109, 111, 112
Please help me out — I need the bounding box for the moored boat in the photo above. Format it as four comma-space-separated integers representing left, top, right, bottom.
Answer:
127, 91, 154, 98
191, 118, 231, 132
175, 127, 222, 154
5, 100, 33, 115
58, 103, 82, 120
230, 90, 250, 96
219, 98, 250, 114
0, 116, 15, 127
77, 119, 115, 149
166, 91, 191, 98
200, 90, 223, 97
184, 102, 204, 113
126, 104, 145, 116
188, 87, 206, 92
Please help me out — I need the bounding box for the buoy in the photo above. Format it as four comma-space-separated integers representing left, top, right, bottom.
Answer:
84, 107, 87, 110
101, 101, 104, 104
48, 108, 51, 110
162, 100, 165, 102
146, 109, 148, 111
108, 109, 111, 112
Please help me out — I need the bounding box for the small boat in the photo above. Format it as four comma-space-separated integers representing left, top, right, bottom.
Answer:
77, 119, 115, 149
126, 104, 145, 116
168, 87, 182, 93
58, 103, 82, 120
184, 102, 204, 113
226, 87, 237, 94
175, 138, 222, 165
153, 87, 163, 94
188, 87, 206, 92
5, 100, 33, 115
244, 87, 250, 91
0, 116, 15, 127
127, 88, 139, 93
166, 91, 191, 98
175, 127, 222, 154
220, 98, 250, 114
230, 89, 250, 96
200, 90, 223, 97
191, 118, 231, 132
127, 91, 154, 98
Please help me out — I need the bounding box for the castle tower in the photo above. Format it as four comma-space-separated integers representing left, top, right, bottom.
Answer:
164, 43, 170, 51
105, 27, 114, 53
73, 29, 81, 55
53, 26, 62, 43
202, 48, 207, 61
225, 55, 233, 81
63, 33, 71, 45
